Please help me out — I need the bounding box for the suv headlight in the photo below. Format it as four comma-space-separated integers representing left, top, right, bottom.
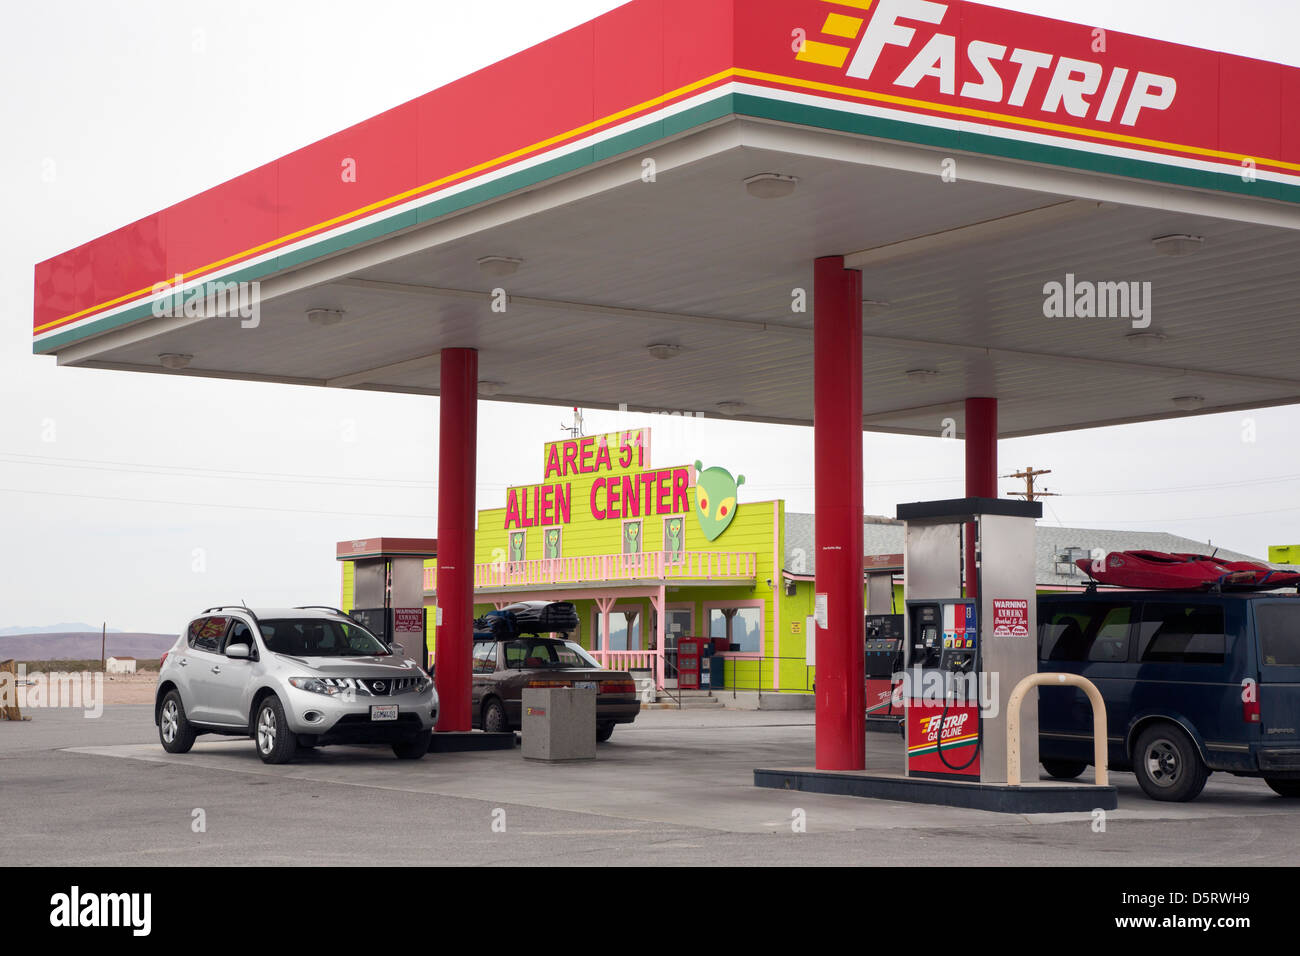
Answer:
289, 677, 350, 697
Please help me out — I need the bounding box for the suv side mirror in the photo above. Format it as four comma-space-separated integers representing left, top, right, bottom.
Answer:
225, 643, 251, 660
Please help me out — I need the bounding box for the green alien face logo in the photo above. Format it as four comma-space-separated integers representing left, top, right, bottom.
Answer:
693, 461, 744, 541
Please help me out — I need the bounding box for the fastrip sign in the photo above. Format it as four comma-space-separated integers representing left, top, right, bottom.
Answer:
845, 0, 1175, 127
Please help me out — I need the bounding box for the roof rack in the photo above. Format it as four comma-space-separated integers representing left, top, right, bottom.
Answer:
203, 605, 261, 625
295, 605, 348, 616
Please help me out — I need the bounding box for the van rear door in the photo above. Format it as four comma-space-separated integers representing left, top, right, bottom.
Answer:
1254, 601, 1300, 750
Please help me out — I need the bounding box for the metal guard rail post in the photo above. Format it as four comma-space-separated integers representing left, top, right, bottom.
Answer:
1006, 672, 1108, 787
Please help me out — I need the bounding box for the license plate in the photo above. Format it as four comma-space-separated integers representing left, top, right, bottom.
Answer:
575, 681, 597, 690
370, 705, 398, 721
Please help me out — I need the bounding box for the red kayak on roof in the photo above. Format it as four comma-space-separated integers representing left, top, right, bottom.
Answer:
1077, 550, 1300, 591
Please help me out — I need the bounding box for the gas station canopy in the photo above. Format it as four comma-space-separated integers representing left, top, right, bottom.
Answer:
33, 0, 1300, 437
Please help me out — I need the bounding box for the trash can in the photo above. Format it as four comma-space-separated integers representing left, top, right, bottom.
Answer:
709, 653, 726, 690
521, 686, 597, 761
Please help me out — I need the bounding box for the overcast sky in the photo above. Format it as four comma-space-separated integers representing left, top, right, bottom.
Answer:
3, 0, 1299, 633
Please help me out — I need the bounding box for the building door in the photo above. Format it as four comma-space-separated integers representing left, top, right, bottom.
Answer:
664, 608, 692, 688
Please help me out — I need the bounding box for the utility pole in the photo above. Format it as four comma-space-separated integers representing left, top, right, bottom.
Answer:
101, 622, 106, 672
1002, 466, 1059, 502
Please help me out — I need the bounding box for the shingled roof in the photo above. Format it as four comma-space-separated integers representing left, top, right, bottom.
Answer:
782, 512, 1263, 586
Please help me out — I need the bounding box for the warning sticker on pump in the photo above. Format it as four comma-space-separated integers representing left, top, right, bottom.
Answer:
992, 599, 1029, 637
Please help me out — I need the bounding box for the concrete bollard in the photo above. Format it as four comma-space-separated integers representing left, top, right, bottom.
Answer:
521, 686, 597, 761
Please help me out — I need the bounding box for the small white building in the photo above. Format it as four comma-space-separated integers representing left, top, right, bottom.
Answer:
105, 656, 136, 675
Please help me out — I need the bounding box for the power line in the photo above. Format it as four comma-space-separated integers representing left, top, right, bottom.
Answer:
0, 485, 447, 520
0, 452, 436, 489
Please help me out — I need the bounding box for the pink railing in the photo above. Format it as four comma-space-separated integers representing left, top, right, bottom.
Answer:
598, 650, 658, 672
429, 550, 756, 591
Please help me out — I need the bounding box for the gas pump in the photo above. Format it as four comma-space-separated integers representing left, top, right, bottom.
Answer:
899, 498, 1041, 785
864, 614, 904, 723
904, 599, 980, 778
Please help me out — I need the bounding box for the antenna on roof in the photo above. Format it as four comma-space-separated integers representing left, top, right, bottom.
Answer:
560, 407, 584, 439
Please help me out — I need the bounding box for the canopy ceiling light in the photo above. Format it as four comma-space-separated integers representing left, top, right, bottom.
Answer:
646, 343, 681, 360
715, 401, 745, 416
1172, 394, 1206, 410
1151, 234, 1205, 257
306, 308, 347, 327
477, 381, 504, 397
477, 255, 523, 277
158, 353, 192, 370
743, 173, 798, 199
905, 368, 940, 384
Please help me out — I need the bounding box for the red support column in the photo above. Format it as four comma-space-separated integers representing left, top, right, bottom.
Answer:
964, 397, 998, 598
813, 256, 865, 771
434, 348, 478, 732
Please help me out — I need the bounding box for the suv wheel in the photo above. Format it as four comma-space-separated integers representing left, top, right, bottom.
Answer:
483, 699, 508, 734
393, 730, 431, 760
158, 691, 197, 754
1265, 778, 1300, 798
1042, 759, 1087, 780
1133, 724, 1208, 802
254, 695, 297, 765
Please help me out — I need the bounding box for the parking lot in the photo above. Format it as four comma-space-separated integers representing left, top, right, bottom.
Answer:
3, 704, 1299, 866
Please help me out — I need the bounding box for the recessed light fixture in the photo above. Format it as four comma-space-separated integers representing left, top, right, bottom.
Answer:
306, 308, 347, 327
744, 173, 798, 199
1151, 234, 1204, 257
1172, 394, 1205, 410
158, 353, 192, 370
715, 401, 745, 416
905, 368, 940, 384
477, 256, 523, 277
1125, 330, 1167, 349
647, 343, 681, 360
477, 381, 504, 397
861, 299, 890, 318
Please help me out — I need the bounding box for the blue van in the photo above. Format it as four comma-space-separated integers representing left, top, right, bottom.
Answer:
1037, 590, 1300, 802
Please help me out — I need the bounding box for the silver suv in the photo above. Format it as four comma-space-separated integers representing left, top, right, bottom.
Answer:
154, 606, 437, 763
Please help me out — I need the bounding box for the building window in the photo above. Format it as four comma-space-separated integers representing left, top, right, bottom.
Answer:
607, 605, 642, 651
622, 519, 642, 555
507, 530, 527, 564
707, 604, 763, 654
542, 526, 562, 560
663, 515, 685, 561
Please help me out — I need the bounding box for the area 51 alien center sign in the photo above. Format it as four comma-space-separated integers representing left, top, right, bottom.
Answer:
497, 429, 744, 556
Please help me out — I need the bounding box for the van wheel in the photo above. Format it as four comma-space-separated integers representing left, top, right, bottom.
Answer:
597, 722, 615, 742
1042, 759, 1087, 780
1133, 724, 1208, 802
158, 691, 197, 754
255, 696, 297, 765
1265, 778, 1300, 798
483, 699, 508, 734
